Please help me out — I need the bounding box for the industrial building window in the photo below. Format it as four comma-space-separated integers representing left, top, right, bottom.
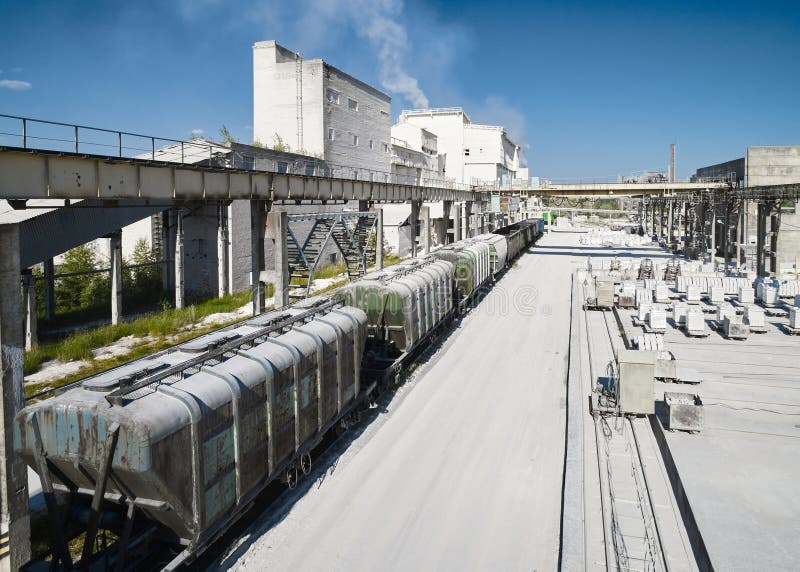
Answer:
384, 173, 390, 182
464, 148, 470, 156
277, 161, 288, 173
383, 142, 389, 153
348, 98, 358, 111
326, 89, 340, 104
353, 134, 359, 146
328, 128, 335, 141
369, 139, 374, 150
305, 164, 315, 176
240, 155, 255, 170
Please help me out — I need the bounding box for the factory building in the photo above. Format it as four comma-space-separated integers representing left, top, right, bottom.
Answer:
390, 122, 448, 186
253, 40, 392, 181
692, 146, 800, 274
397, 108, 521, 187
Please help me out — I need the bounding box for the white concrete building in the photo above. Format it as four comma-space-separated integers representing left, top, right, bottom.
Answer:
390, 122, 447, 186
397, 108, 521, 187
253, 40, 392, 181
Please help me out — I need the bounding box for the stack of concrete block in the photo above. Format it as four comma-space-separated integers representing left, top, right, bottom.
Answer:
723, 315, 749, 339
638, 303, 652, 323
686, 309, 708, 336
744, 305, 767, 333
636, 287, 652, 308
757, 283, 779, 306
687, 284, 702, 304
738, 286, 755, 305
673, 303, 688, 326
648, 307, 667, 333
710, 285, 725, 304
717, 304, 737, 324
655, 282, 670, 303
618, 282, 637, 307
790, 307, 800, 331
779, 280, 800, 299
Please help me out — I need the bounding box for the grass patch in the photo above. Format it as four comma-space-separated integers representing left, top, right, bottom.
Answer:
25, 291, 252, 378
313, 262, 346, 279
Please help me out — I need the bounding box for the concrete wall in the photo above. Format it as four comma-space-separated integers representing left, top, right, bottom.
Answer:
323, 64, 391, 179
692, 157, 745, 185
400, 110, 468, 183
253, 41, 325, 155
746, 146, 800, 187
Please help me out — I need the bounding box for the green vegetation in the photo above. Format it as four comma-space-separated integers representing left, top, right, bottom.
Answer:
313, 262, 346, 279
37, 240, 166, 329
272, 132, 289, 152
24, 290, 257, 396
219, 125, 237, 144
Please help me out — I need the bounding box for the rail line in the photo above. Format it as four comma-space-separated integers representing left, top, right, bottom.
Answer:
583, 299, 669, 571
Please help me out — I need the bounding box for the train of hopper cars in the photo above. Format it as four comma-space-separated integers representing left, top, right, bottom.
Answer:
14, 218, 543, 571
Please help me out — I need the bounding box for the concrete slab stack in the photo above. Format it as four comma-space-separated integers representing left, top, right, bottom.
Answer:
648, 307, 667, 333
655, 282, 670, 303
757, 283, 779, 306
790, 307, 800, 331
686, 309, 708, 336
710, 285, 725, 304
673, 303, 688, 326
686, 284, 702, 304
738, 286, 755, 305
744, 306, 767, 333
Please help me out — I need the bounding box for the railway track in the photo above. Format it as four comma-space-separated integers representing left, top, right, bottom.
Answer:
583, 298, 669, 571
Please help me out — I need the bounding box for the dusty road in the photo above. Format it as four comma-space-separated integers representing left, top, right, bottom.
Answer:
217, 231, 584, 571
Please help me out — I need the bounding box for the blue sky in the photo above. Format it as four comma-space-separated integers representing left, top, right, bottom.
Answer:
1, 0, 798, 180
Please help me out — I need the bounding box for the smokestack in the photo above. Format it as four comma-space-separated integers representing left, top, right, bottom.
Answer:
669, 144, 676, 183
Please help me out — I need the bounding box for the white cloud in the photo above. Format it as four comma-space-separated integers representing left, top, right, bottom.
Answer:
266, 0, 431, 108
190, 128, 205, 138
0, 79, 32, 91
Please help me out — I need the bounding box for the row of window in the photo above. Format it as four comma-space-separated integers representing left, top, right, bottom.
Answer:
326, 88, 359, 111
326, 128, 391, 153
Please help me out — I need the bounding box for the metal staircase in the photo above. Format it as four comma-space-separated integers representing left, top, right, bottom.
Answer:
286, 212, 377, 301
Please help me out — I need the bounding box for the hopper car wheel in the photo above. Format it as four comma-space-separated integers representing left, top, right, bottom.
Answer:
300, 452, 312, 475
285, 466, 299, 490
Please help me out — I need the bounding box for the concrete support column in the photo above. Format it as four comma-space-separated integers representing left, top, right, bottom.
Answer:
707, 201, 715, 265
109, 230, 123, 325
659, 200, 665, 239
409, 200, 420, 257
723, 202, 732, 270
452, 202, 462, 242
373, 206, 384, 270
770, 203, 780, 276
464, 201, 473, 239
22, 271, 36, 351
683, 202, 690, 255
267, 210, 289, 308
0, 225, 31, 571
667, 201, 674, 249
442, 200, 452, 244
756, 201, 766, 276
161, 211, 172, 292
175, 211, 185, 309
43, 258, 55, 322
739, 200, 747, 267
217, 203, 229, 298
420, 206, 431, 254
250, 199, 267, 314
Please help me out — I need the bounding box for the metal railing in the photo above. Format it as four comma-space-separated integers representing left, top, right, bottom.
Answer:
0, 113, 478, 193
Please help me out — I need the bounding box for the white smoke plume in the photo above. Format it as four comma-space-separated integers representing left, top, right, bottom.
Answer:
304, 0, 429, 108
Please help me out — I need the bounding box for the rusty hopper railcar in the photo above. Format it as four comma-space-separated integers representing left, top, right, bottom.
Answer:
336, 257, 454, 355
13, 298, 367, 570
